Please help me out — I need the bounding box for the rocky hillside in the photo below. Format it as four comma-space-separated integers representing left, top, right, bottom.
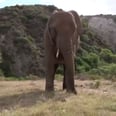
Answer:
0, 5, 115, 77
87, 15, 116, 52
0, 5, 57, 77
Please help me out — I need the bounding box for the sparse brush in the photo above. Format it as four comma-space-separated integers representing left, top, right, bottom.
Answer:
89, 80, 100, 89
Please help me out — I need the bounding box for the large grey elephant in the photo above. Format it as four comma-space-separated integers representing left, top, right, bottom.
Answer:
44, 9, 82, 94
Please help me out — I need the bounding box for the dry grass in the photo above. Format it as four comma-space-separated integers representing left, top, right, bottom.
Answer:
0, 78, 116, 116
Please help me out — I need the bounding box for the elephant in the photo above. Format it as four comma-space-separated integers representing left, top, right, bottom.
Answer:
44, 9, 82, 94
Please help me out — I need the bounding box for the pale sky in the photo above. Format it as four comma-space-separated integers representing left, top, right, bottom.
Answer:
0, 0, 116, 15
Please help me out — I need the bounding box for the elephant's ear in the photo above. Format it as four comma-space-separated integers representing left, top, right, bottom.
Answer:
44, 19, 56, 46
69, 10, 82, 35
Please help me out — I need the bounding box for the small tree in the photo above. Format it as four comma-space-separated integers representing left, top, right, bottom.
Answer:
100, 49, 113, 63
83, 53, 99, 68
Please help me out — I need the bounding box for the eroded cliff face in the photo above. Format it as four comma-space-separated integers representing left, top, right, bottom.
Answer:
0, 5, 115, 77
88, 15, 116, 52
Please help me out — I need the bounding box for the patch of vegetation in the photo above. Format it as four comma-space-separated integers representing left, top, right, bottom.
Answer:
0, 69, 4, 76
55, 74, 63, 81
0, 5, 116, 79
56, 65, 64, 75
0, 51, 14, 77
74, 19, 116, 80
100, 48, 116, 63
89, 80, 101, 89
0, 76, 26, 81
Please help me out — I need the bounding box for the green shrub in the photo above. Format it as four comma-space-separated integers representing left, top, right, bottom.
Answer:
86, 30, 95, 38
88, 64, 116, 80
87, 74, 103, 80
81, 34, 90, 42
83, 53, 99, 68
55, 74, 63, 81
100, 49, 114, 63
88, 68, 102, 75
56, 65, 64, 75
76, 66, 86, 73
0, 51, 14, 77
111, 54, 116, 63
82, 18, 88, 28
0, 69, 4, 76
89, 80, 101, 89
75, 57, 91, 73
81, 42, 92, 52
99, 64, 116, 75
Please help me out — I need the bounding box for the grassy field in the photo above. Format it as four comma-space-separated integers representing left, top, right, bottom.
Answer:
0, 77, 116, 116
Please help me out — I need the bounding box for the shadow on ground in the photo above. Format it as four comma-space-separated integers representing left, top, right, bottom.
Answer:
0, 89, 69, 111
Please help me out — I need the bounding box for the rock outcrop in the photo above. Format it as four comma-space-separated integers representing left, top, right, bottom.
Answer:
88, 15, 116, 52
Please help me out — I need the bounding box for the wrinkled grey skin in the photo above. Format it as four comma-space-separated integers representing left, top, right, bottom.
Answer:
44, 10, 82, 94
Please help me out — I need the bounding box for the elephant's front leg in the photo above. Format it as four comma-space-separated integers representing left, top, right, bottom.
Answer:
45, 54, 57, 92
63, 52, 77, 94
45, 64, 54, 91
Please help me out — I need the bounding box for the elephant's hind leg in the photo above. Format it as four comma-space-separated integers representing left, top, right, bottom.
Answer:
63, 65, 66, 90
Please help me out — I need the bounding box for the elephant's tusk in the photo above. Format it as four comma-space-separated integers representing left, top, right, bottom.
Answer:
56, 49, 59, 58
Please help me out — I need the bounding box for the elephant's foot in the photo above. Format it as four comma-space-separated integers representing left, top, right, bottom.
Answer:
45, 87, 54, 91
45, 84, 54, 92
63, 74, 66, 90
63, 86, 66, 90
66, 88, 77, 94
63, 81, 66, 90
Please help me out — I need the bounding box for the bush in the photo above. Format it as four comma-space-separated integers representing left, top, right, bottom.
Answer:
89, 80, 101, 89
83, 53, 99, 68
88, 64, 116, 80
81, 34, 90, 42
56, 65, 64, 75
100, 64, 116, 80
86, 30, 95, 38
88, 74, 103, 80
111, 54, 116, 63
100, 49, 115, 63
100, 48, 116, 63
88, 68, 102, 75
0, 51, 14, 77
77, 66, 87, 73
75, 57, 91, 73
99, 63, 116, 74
0, 69, 4, 76
82, 18, 88, 28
